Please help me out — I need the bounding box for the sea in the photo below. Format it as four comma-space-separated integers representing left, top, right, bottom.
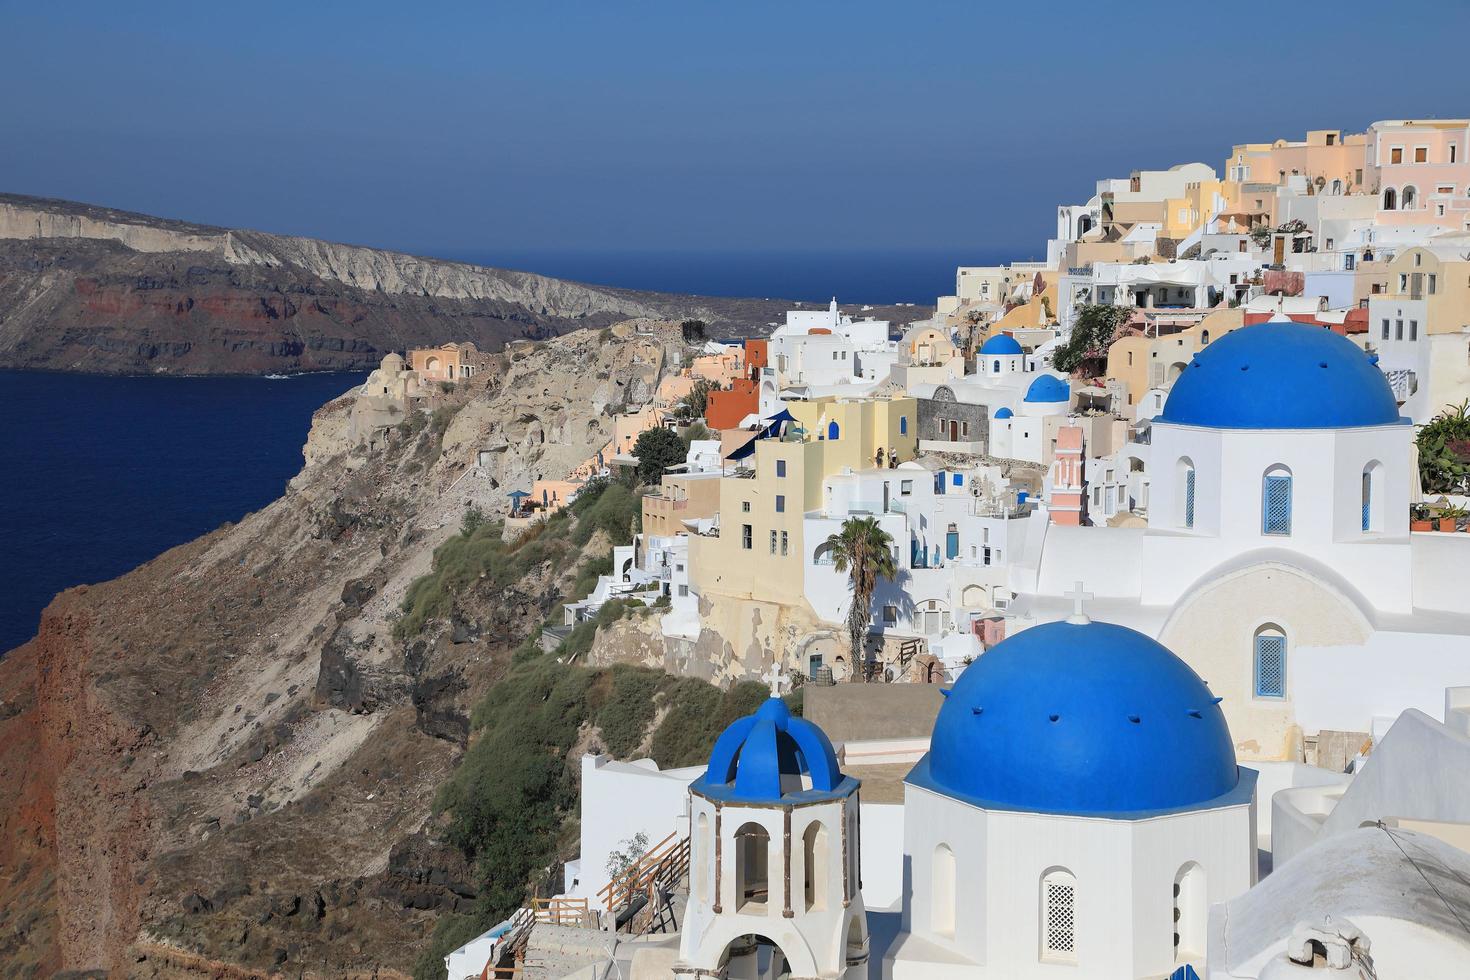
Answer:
0, 370, 368, 654
1, 248, 1014, 654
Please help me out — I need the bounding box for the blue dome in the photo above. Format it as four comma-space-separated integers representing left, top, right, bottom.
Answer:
980, 334, 1023, 355
1160, 321, 1401, 429
915, 620, 1240, 816
1024, 374, 1070, 403
693, 696, 853, 803
994, 407, 1014, 419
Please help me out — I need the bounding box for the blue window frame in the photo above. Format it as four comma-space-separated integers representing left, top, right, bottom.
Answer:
1184, 468, 1197, 529
776, 459, 786, 478
1254, 633, 1286, 698
1262, 474, 1292, 535
1361, 471, 1372, 532
945, 528, 959, 559
952, 473, 963, 487
900, 415, 908, 435
775, 494, 785, 513
827, 421, 840, 440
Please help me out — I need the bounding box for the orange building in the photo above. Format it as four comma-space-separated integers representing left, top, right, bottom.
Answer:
704, 378, 759, 431
409, 342, 484, 383
744, 339, 768, 379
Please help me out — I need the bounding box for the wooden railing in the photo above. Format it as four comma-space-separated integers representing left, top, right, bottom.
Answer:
597, 830, 691, 929
532, 896, 592, 927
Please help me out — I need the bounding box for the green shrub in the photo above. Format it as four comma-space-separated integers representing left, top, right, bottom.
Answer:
430, 404, 459, 437
461, 506, 487, 537
573, 555, 613, 598
398, 409, 429, 436
570, 481, 640, 547
588, 665, 665, 757
647, 679, 770, 769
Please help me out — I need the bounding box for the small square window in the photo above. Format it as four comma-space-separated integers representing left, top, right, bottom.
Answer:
1390, 146, 1404, 164
882, 605, 898, 625
1414, 146, 1428, 163
742, 500, 751, 513
900, 480, 913, 496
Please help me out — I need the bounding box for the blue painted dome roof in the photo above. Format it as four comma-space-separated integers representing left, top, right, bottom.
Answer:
693, 696, 852, 803
916, 620, 1240, 816
980, 334, 1023, 355
994, 407, 1014, 419
1024, 374, 1070, 403
1160, 321, 1401, 429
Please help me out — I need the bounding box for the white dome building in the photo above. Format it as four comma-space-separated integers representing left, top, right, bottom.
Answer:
886, 615, 1257, 980
676, 693, 868, 980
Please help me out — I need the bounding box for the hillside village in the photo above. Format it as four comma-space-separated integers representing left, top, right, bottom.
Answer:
317, 119, 1470, 980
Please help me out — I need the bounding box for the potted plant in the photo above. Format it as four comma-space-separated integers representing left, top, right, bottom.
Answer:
1410, 504, 1433, 532
1439, 504, 1470, 532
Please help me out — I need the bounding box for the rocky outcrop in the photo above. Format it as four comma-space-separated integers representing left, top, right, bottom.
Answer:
0, 193, 929, 375
0, 323, 676, 975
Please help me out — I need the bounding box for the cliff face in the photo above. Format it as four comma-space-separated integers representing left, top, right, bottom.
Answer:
0, 322, 696, 977
0, 194, 928, 375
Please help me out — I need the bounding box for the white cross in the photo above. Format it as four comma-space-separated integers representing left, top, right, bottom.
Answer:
762, 663, 789, 698
1065, 581, 1094, 625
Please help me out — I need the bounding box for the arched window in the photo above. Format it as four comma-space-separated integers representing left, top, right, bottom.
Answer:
827, 420, 840, 441
931, 844, 956, 938
1402, 185, 1417, 210
1200, 330, 1210, 345
1177, 457, 1196, 529
1254, 624, 1287, 699
992, 358, 1002, 373
802, 822, 829, 912
1041, 868, 1077, 962
1262, 465, 1293, 536
1331, 178, 1342, 195
1362, 461, 1385, 532
1383, 187, 1397, 211
734, 822, 770, 911
1173, 862, 1207, 962
899, 415, 908, 435
695, 813, 710, 903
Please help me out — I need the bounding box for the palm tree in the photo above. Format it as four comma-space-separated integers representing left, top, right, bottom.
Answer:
825, 516, 898, 681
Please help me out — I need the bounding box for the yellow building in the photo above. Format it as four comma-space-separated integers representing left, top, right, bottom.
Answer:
688, 396, 918, 607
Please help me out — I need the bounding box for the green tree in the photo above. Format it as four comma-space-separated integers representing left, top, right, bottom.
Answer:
824, 517, 898, 679
679, 378, 717, 420
633, 427, 686, 485
1052, 304, 1131, 375
1417, 400, 1470, 494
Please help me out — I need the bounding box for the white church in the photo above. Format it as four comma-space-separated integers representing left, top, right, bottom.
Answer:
1011, 320, 1470, 762
673, 609, 1257, 980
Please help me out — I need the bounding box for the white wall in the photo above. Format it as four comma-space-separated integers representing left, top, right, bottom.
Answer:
573, 755, 699, 909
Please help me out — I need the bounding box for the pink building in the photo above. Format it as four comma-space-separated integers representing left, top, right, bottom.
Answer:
1366, 119, 1470, 232
1047, 425, 1087, 526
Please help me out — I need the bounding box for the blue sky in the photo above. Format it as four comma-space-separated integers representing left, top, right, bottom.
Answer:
2, 1, 1468, 261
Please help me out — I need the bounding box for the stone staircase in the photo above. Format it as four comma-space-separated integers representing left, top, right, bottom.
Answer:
521, 923, 616, 980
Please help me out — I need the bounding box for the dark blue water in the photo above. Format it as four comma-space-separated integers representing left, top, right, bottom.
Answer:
440, 248, 1019, 306
1, 370, 367, 654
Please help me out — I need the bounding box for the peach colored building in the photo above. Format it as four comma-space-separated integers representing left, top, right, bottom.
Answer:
1224, 129, 1368, 195
1366, 119, 1470, 231
409, 342, 485, 383
690, 346, 746, 384
640, 472, 722, 537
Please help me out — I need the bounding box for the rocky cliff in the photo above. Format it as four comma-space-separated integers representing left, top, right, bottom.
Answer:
0, 194, 927, 375
0, 322, 701, 977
